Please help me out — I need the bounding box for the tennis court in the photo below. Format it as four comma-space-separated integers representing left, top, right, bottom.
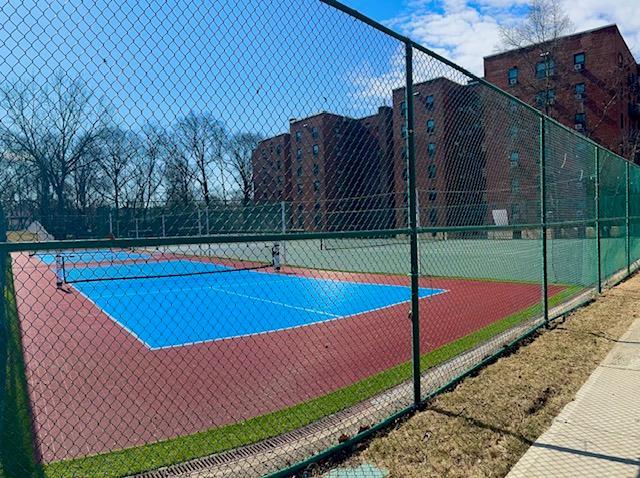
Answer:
10, 243, 562, 464
36, 249, 444, 349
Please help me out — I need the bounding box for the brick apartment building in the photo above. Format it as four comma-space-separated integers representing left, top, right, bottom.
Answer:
253, 133, 291, 204
252, 107, 394, 231
485, 24, 640, 159
484, 24, 639, 228
253, 24, 639, 234
391, 78, 487, 229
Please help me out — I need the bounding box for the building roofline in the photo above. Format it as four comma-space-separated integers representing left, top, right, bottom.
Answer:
484, 24, 628, 60
258, 132, 290, 142
289, 111, 353, 125
391, 75, 464, 93
264, 107, 388, 141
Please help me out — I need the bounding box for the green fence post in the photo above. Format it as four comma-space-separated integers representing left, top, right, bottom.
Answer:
626, 160, 630, 276
595, 147, 602, 293
539, 116, 548, 326
0, 204, 8, 468
405, 42, 421, 407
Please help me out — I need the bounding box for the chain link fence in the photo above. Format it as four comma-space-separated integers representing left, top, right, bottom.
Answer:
1, 1, 640, 477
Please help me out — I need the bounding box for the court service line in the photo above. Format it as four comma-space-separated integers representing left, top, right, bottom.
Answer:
76, 281, 341, 320
148, 288, 447, 351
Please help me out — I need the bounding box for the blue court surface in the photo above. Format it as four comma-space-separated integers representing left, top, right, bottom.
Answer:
62, 258, 445, 349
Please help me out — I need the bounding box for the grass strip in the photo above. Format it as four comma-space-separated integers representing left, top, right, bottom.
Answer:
1, 257, 43, 478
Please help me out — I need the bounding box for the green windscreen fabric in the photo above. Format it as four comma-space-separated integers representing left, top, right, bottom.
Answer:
544, 121, 597, 289
599, 152, 628, 280
629, 166, 640, 265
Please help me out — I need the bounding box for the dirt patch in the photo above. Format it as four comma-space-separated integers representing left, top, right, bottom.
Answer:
323, 276, 640, 478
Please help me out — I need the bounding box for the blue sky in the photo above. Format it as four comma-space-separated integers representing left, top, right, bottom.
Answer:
0, 0, 638, 139
339, 1, 405, 21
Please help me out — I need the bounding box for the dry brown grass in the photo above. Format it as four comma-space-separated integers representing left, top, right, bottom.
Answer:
335, 276, 640, 478
6, 231, 37, 242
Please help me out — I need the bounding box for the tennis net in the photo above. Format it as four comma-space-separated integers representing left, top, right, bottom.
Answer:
34, 246, 280, 286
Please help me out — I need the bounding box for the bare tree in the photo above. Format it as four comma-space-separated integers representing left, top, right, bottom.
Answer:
176, 112, 228, 206
128, 125, 166, 211
0, 151, 37, 217
163, 131, 196, 208
71, 142, 105, 213
228, 132, 262, 205
1, 81, 52, 220
499, 0, 574, 116
98, 127, 142, 217
0, 77, 103, 225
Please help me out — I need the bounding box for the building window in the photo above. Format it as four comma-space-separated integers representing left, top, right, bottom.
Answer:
276, 145, 282, 155
535, 59, 555, 79
311, 127, 318, 139
510, 151, 519, 168
401, 146, 407, 159
428, 164, 436, 179
314, 215, 322, 227
296, 183, 303, 194
295, 130, 302, 142
296, 148, 302, 161
428, 142, 436, 157
297, 204, 304, 227
575, 83, 586, 98
511, 204, 521, 222
312, 144, 319, 156
313, 180, 320, 192
574, 52, 585, 70
296, 166, 303, 177
429, 209, 437, 225
314, 202, 321, 211
426, 119, 435, 133
428, 190, 437, 201
511, 178, 520, 194
313, 163, 319, 176
508, 67, 518, 86
401, 101, 407, 118
535, 89, 556, 107
276, 160, 281, 169
425, 95, 434, 109
401, 125, 408, 138
575, 113, 586, 129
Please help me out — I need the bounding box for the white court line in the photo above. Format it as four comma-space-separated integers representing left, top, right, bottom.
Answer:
69, 286, 155, 349
148, 288, 448, 351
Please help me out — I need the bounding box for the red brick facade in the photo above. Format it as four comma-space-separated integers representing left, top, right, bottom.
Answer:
392, 78, 487, 229
484, 25, 640, 160
252, 108, 395, 231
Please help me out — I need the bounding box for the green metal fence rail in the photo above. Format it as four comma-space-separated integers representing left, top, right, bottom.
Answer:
1, 1, 640, 477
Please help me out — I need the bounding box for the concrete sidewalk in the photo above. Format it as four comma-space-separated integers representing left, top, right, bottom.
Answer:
507, 306, 640, 477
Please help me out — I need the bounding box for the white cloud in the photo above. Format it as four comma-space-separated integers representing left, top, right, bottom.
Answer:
348, 0, 640, 106
392, 0, 640, 74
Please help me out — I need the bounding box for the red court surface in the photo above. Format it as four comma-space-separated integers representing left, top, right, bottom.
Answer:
11, 252, 564, 463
